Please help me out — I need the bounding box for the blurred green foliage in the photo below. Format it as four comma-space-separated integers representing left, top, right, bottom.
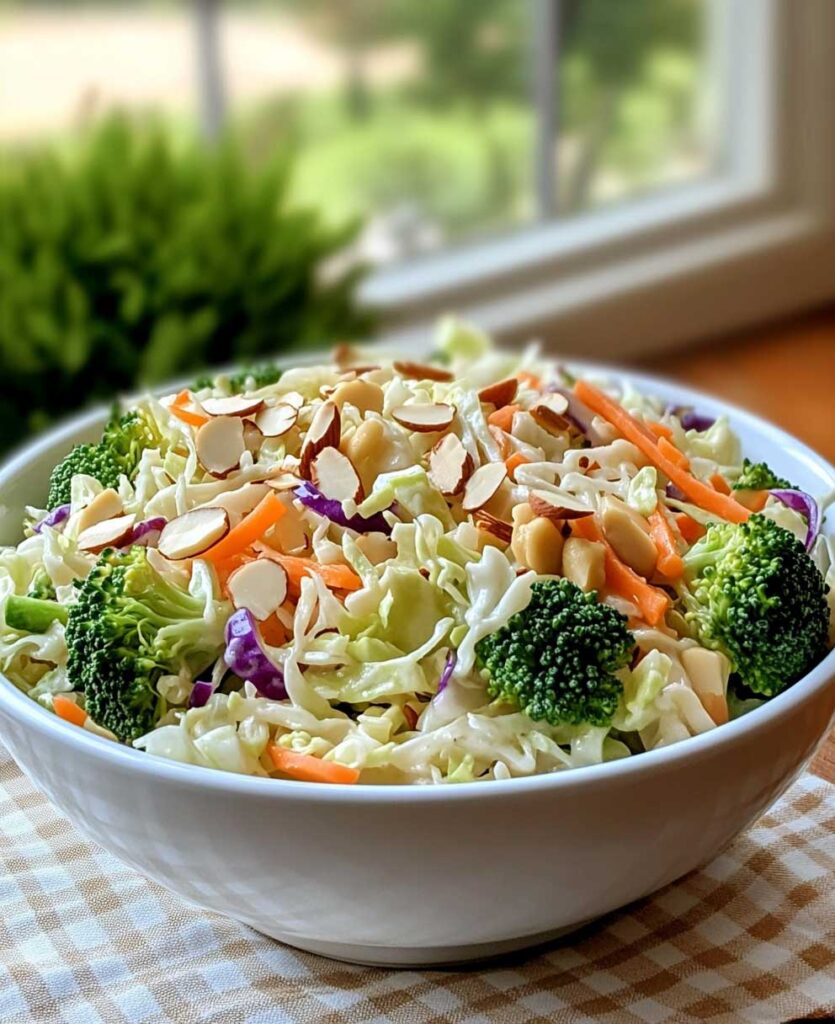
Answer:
255, 95, 532, 239
0, 115, 372, 454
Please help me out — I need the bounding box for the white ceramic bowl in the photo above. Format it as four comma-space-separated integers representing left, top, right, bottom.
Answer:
1, 365, 833, 967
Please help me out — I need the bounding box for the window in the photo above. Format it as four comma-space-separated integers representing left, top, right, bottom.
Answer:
2, 1, 834, 355
220, 1, 720, 266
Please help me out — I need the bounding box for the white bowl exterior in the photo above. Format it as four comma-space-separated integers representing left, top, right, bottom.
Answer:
1, 362, 834, 963
2, 672, 833, 959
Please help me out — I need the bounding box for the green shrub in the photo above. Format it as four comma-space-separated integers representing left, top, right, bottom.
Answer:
0, 115, 373, 453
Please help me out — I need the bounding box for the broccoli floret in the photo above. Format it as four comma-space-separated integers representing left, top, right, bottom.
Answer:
27, 569, 56, 601
680, 514, 829, 697
102, 408, 166, 478
475, 578, 635, 727
732, 458, 793, 491
192, 364, 281, 395
5, 595, 68, 633
65, 547, 226, 742
46, 408, 165, 510
47, 443, 123, 510
228, 364, 282, 392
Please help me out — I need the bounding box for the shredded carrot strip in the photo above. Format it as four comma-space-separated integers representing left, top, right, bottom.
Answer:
710, 473, 731, 495
574, 381, 750, 524
516, 370, 542, 390
646, 421, 674, 441
570, 517, 670, 626
267, 745, 360, 784
202, 493, 286, 565
505, 452, 530, 481
487, 404, 520, 432
254, 544, 362, 591
170, 390, 208, 427
675, 513, 706, 543
735, 489, 769, 512
259, 614, 288, 646
657, 435, 690, 470
216, 549, 256, 594
648, 510, 684, 579
53, 694, 87, 728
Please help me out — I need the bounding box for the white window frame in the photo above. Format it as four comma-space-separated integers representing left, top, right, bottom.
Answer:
361, 0, 835, 358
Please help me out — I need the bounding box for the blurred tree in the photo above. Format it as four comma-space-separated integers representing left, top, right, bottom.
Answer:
279, 0, 401, 119
387, 0, 528, 109
558, 0, 701, 211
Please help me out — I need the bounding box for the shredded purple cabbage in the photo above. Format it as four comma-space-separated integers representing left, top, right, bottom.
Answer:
667, 404, 716, 432
223, 608, 287, 700
665, 482, 688, 503
437, 649, 457, 694
770, 489, 820, 551
294, 481, 391, 535
125, 516, 167, 548
548, 387, 606, 445
188, 678, 216, 709
33, 504, 70, 533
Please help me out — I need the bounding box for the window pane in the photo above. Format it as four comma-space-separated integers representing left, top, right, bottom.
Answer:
229, 1, 537, 264
556, 0, 718, 214
1, 1, 721, 265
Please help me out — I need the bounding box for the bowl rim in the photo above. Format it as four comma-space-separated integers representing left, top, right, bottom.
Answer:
1, 359, 833, 804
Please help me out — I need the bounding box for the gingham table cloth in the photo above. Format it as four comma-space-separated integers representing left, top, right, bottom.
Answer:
1, 745, 833, 1024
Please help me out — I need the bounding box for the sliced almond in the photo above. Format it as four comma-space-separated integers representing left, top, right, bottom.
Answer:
201, 395, 264, 418
227, 559, 288, 621
278, 391, 305, 410
393, 360, 453, 383
242, 420, 264, 454
300, 400, 341, 479
196, 416, 246, 477
311, 447, 364, 503
478, 377, 518, 408
199, 481, 269, 523
265, 473, 304, 492
529, 489, 594, 522
539, 392, 569, 415
278, 454, 302, 475
462, 463, 508, 512
158, 507, 230, 560
428, 433, 473, 496
77, 513, 136, 554
392, 403, 455, 433
473, 510, 513, 544
76, 488, 124, 535
255, 403, 299, 438
340, 365, 380, 378
530, 404, 571, 436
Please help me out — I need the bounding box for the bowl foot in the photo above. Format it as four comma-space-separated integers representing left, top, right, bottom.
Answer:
250, 920, 596, 968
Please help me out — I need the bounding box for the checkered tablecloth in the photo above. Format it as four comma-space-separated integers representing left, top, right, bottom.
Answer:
1, 745, 833, 1024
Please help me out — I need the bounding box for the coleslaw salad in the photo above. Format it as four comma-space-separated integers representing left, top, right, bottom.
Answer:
1, 319, 832, 785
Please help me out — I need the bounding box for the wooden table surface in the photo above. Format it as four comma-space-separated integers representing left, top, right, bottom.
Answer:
636, 306, 835, 783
